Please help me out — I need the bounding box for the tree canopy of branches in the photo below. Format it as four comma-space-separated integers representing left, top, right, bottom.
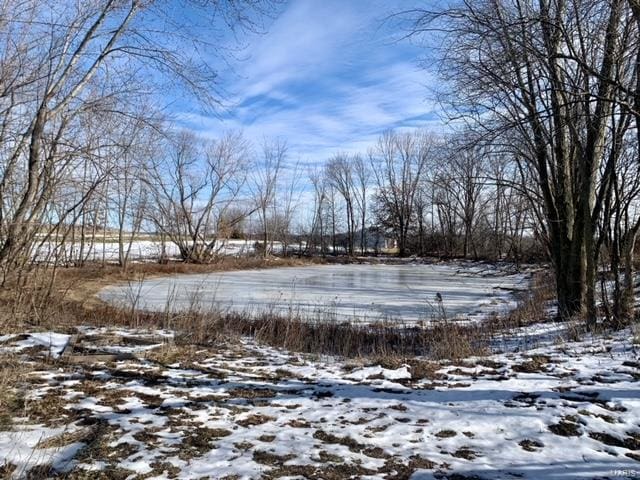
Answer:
250, 139, 287, 258
148, 132, 250, 263
0, 0, 279, 277
402, 0, 640, 325
371, 131, 434, 257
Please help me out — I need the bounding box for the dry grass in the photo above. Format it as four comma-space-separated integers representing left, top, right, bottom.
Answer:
483, 270, 555, 330
165, 308, 493, 359
0, 355, 28, 430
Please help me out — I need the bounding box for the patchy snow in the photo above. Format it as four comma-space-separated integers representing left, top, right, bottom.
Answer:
99, 263, 531, 323
345, 365, 412, 381
0, 332, 70, 358
1, 325, 638, 479
0, 425, 83, 476
75, 325, 174, 339
491, 320, 573, 352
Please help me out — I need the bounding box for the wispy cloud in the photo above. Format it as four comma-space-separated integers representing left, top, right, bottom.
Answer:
177, 0, 444, 164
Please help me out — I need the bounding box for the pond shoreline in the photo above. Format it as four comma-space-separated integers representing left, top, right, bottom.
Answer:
99, 261, 534, 324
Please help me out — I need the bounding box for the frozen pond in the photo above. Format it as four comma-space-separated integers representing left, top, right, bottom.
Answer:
100, 263, 531, 323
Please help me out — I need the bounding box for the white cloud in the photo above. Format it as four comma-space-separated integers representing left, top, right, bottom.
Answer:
177, 0, 447, 165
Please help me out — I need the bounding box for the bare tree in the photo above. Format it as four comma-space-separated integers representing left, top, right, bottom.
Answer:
327, 184, 340, 254
485, 151, 533, 263
438, 146, 487, 258
275, 161, 303, 255
307, 168, 327, 255
251, 139, 286, 258
0, 0, 279, 274
403, 0, 635, 323
600, 138, 640, 324
110, 116, 160, 269
353, 154, 371, 255
325, 154, 357, 256
371, 130, 433, 257
148, 131, 250, 263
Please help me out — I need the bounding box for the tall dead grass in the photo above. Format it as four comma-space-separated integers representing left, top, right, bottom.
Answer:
157, 307, 491, 360
500, 270, 556, 327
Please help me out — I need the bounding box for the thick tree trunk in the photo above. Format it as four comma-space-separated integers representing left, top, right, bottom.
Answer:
585, 233, 598, 329
551, 230, 587, 320
621, 244, 635, 324
613, 231, 638, 325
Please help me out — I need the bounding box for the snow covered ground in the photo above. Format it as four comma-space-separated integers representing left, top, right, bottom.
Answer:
32, 239, 267, 263
0, 325, 637, 479
100, 263, 531, 322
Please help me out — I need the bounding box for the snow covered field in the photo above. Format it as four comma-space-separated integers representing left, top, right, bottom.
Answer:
100, 263, 531, 322
0, 325, 638, 479
32, 239, 264, 263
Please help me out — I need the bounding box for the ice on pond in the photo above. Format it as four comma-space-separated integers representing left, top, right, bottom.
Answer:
100, 263, 531, 322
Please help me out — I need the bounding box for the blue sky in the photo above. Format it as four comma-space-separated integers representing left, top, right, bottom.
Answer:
177, 0, 442, 164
